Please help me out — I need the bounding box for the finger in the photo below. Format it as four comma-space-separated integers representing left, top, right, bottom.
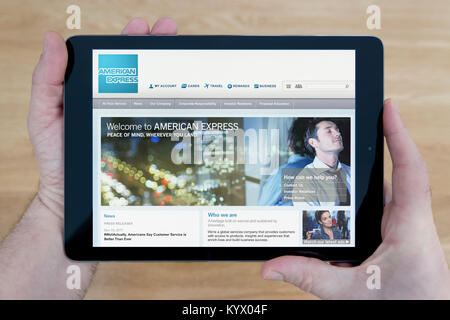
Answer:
330, 262, 354, 267
261, 256, 353, 299
30, 31, 67, 114
122, 18, 150, 35
150, 17, 178, 35
383, 180, 392, 206
383, 99, 431, 208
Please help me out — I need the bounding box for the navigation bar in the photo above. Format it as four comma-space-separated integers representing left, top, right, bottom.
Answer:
93, 98, 355, 110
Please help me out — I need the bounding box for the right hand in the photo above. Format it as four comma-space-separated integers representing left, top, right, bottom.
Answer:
262, 99, 450, 299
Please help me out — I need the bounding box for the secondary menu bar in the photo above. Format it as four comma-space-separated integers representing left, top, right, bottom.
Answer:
93, 98, 355, 109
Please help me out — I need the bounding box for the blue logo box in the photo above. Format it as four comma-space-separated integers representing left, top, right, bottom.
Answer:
98, 54, 138, 93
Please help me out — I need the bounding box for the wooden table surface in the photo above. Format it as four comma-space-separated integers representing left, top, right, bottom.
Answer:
0, 0, 449, 299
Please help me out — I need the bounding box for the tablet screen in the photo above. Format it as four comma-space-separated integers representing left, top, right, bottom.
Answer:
92, 49, 355, 248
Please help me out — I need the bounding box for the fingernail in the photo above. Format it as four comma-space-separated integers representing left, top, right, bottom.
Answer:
263, 270, 284, 281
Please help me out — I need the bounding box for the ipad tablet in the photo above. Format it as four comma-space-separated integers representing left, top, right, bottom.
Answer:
64, 35, 383, 262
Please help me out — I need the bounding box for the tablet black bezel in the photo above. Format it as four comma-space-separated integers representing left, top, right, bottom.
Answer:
64, 35, 383, 262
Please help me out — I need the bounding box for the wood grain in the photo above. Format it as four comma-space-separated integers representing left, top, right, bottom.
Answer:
0, 0, 449, 299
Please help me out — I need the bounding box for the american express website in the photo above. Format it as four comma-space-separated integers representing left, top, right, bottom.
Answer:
92, 50, 355, 247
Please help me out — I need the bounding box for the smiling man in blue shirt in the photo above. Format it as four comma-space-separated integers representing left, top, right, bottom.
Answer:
295, 118, 351, 206
258, 118, 350, 206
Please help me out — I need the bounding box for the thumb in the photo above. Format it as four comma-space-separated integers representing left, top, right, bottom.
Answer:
32, 31, 67, 85
261, 255, 354, 299
383, 98, 431, 209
